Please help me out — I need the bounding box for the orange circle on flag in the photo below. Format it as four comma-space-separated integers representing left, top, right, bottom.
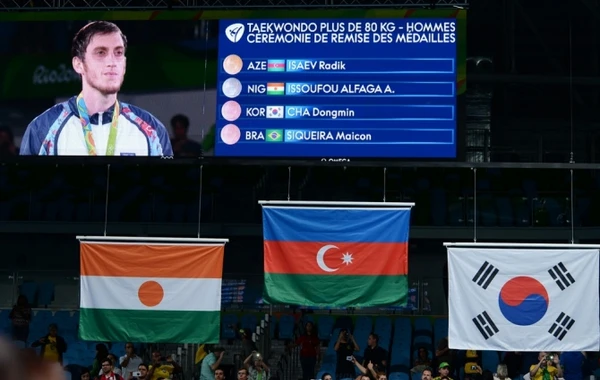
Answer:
138, 281, 164, 307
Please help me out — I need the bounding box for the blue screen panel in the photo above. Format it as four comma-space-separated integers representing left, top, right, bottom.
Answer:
216, 19, 458, 159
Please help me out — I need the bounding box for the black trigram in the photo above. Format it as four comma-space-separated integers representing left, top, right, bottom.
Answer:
473, 311, 499, 340
548, 262, 576, 290
472, 261, 499, 290
548, 312, 575, 341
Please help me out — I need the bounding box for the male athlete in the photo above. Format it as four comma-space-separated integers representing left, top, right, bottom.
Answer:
20, 21, 173, 156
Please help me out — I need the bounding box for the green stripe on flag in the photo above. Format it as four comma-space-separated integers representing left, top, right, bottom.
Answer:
263, 273, 408, 307
79, 309, 220, 343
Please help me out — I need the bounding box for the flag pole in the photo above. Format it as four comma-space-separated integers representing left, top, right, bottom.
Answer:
258, 200, 415, 207
444, 242, 600, 249
76, 236, 229, 244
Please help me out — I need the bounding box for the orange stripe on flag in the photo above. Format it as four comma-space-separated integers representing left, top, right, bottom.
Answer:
264, 241, 407, 276
80, 243, 224, 278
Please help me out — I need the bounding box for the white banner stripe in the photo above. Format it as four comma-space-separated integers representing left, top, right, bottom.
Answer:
80, 276, 222, 312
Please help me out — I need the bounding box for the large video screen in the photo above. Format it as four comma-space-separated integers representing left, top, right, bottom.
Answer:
0, 9, 465, 161
215, 19, 459, 159
0, 20, 215, 159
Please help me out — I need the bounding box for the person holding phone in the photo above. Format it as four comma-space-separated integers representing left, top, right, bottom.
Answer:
529, 352, 562, 380
334, 329, 359, 380
120, 343, 143, 379
244, 351, 271, 380
20, 21, 173, 157
128, 363, 149, 380
30, 323, 67, 365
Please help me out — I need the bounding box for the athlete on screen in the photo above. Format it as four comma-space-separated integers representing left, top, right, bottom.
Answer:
20, 21, 173, 156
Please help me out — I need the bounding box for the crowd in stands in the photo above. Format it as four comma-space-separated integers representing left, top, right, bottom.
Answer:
3, 294, 599, 380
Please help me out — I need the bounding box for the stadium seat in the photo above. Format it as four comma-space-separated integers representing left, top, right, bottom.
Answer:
269, 316, 277, 337
221, 314, 238, 340
394, 317, 411, 337
240, 313, 258, 331
318, 316, 335, 340
389, 372, 410, 380
412, 335, 432, 350
278, 315, 295, 340
355, 316, 373, 332
334, 316, 353, 332
433, 318, 448, 344
37, 282, 55, 307
20, 282, 38, 305
413, 317, 432, 337
482, 351, 500, 372
374, 317, 392, 336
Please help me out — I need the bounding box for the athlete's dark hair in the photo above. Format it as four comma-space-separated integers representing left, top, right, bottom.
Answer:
71, 21, 128, 60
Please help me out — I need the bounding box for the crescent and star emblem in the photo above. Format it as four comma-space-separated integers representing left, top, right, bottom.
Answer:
316, 245, 354, 272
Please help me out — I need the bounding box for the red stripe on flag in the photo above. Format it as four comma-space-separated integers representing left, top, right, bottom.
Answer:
264, 241, 408, 276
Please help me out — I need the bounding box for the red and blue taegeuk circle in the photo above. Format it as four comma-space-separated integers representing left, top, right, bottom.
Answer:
498, 276, 549, 326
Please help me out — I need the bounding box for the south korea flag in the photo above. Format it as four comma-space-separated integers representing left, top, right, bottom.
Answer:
447, 247, 600, 351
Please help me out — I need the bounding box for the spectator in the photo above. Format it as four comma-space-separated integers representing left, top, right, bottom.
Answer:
237, 368, 250, 380
201, 347, 225, 380
352, 357, 382, 380
502, 352, 523, 380
30, 323, 67, 365
494, 364, 511, 380
240, 329, 257, 359
422, 368, 434, 380
215, 368, 226, 380
529, 352, 562, 380
9, 295, 31, 343
148, 351, 182, 380
91, 344, 110, 375
98, 353, 122, 376
413, 348, 433, 373
244, 351, 271, 380
464, 351, 482, 380
80, 368, 91, 380
295, 321, 320, 380
120, 342, 143, 379
170, 114, 203, 157
434, 362, 454, 380
362, 333, 387, 371
322, 373, 333, 380
0, 125, 18, 156
98, 357, 124, 380
334, 329, 359, 380
435, 338, 452, 369
132, 363, 149, 380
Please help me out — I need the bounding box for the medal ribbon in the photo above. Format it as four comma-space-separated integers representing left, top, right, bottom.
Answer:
77, 93, 120, 156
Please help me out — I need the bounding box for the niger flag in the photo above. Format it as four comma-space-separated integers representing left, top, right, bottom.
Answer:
79, 241, 224, 343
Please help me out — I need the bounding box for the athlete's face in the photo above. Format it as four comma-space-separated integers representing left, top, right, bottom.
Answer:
73, 31, 126, 95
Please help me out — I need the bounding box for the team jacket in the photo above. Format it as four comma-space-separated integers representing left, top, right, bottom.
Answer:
20, 96, 173, 156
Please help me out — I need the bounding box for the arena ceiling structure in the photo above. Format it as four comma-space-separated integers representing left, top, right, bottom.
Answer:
0, 0, 469, 9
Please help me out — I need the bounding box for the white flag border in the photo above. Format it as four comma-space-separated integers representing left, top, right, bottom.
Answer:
445, 241, 600, 352
444, 242, 600, 249
77, 235, 229, 245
